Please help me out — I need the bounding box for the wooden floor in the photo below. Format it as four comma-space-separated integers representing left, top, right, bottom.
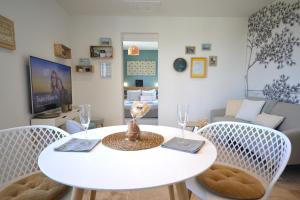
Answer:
81, 165, 300, 200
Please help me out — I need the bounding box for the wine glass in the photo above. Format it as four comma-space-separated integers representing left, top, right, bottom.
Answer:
177, 104, 189, 143
79, 104, 91, 138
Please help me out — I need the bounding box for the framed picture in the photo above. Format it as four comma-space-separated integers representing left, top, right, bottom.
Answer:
209, 56, 218, 67
100, 62, 111, 78
185, 46, 196, 54
100, 37, 112, 46
79, 58, 91, 66
202, 43, 211, 51
191, 57, 207, 78
90, 46, 113, 58
0, 15, 16, 50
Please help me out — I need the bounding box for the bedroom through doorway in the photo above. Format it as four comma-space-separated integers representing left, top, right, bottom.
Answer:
122, 33, 159, 125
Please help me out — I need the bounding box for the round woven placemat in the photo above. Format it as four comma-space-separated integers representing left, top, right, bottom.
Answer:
102, 131, 164, 151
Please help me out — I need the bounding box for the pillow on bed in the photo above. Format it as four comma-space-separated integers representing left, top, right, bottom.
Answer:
140, 95, 156, 101
142, 89, 156, 96
127, 90, 141, 101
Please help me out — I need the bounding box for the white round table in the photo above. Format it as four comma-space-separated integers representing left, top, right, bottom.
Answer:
38, 125, 217, 200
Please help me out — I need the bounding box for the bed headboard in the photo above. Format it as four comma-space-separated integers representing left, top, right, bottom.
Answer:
124, 86, 158, 91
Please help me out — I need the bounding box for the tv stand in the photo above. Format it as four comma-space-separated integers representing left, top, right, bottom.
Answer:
34, 112, 61, 119
31, 108, 79, 127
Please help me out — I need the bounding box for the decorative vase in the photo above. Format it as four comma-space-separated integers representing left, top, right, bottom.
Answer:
125, 101, 151, 142
126, 118, 140, 141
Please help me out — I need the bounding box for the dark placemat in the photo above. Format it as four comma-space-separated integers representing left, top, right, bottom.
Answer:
54, 138, 101, 152
161, 137, 205, 154
102, 131, 164, 151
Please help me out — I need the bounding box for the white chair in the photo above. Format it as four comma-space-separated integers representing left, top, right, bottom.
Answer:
186, 122, 291, 200
0, 125, 71, 200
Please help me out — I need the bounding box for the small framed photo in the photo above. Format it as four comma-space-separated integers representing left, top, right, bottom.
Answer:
185, 46, 196, 54
202, 43, 211, 51
100, 37, 112, 46
191, 57, 207, 78
209, 56, 218, 67
79, 58, 91, 66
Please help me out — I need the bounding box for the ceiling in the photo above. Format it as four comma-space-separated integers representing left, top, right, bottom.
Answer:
123, 41, 158, 50
56, 0, 273, 17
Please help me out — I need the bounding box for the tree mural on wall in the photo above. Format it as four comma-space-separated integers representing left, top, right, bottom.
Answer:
246, 0, 300, 103
263, 75, 300, 103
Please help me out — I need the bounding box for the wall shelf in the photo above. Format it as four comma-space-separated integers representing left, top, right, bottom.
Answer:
90, 46, 113, 59
54, 43, 71, 59
75, 65, 93, 73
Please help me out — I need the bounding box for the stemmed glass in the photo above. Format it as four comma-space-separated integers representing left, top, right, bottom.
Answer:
177, 104, 189, 143
79, 104, 91, 138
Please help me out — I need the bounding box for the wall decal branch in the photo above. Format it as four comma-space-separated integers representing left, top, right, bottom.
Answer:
263, 74, 300, 104
245, 0, 300, 102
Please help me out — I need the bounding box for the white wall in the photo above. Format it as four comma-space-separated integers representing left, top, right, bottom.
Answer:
70, 16, 248, 127
0, 0, 70, 129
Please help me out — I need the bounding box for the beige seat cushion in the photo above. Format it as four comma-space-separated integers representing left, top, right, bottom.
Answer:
255, 112, 284, 129
197, 164, 265, 200
225, 99, 243, 117
0, 172, 69, 200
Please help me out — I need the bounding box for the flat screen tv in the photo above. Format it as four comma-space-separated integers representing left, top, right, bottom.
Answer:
29, 56, 72, 114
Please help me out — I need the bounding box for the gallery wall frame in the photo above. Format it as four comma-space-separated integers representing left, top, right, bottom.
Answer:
191, 57, 207, 78
185, 46, 196, 54
99, 37, 112, 46
0, 15, 16, 50
173, 58, 187, 72
209, 56, 218, 67
202, 43, 211, 51
100, 62, 112, 78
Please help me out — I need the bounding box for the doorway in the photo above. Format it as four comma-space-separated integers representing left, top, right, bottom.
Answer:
122, 33, 159, 125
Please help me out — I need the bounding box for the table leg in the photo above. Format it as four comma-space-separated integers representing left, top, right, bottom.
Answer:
168, 185, 175, 200
175, 182, 190, 200
71, 187, 84, 200
90, 190, 97, 200
188, 189, 192, 199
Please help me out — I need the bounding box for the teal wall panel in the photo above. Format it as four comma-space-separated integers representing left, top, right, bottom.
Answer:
123, 50, 158, 86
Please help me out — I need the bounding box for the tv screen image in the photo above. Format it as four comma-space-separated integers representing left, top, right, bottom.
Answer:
29, 56, 72, 114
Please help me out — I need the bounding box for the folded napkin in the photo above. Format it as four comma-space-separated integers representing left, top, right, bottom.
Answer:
54, 138, 101, 152
161, 137, 205, 153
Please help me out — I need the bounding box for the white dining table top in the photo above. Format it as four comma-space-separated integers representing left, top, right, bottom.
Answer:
38, 125, 217, 191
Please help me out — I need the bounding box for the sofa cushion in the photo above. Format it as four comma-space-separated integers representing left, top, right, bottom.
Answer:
197, 164, 265, 200
0, 172, 69, 200
247, 97, 278, 114
261, 100, 278, 114
255, 112, 284, 129
225, 99, 243, 117
236, 100, 265, 122
246, 97, 277, 114
212, 116, 250, 123
270, 102, 300, 131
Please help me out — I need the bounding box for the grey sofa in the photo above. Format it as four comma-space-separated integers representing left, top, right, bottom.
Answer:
211, 100, 300, 165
